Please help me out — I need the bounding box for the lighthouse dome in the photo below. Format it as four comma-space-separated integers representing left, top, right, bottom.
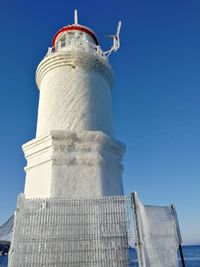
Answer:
52, 24, 99, 48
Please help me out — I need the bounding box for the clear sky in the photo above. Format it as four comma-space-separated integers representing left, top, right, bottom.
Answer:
0, 0, 200, 245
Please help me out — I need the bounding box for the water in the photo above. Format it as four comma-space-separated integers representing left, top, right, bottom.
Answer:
0, 256, 7, 267
180, 245, 200, 267
0, 245, 200, 266
129, 245, 200, 267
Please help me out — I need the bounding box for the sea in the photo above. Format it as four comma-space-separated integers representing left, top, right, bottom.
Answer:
128, 245, 200, 267
0, 245, 200, 266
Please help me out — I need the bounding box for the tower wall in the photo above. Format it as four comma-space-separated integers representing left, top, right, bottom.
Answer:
36, 51, 114, 137
22, 49, 125, 199
23, 131, 125, 199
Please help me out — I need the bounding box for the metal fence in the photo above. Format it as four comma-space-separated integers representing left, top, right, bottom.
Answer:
0, 216, 14, 244
8, 194, 136, 267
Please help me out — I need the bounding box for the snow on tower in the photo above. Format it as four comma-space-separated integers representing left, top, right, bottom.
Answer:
23, 10, 125, 199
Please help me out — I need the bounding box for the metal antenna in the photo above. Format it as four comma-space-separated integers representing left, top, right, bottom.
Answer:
74, 9, 78, 24
116, 21, 122, 37
104, 21, 122, 58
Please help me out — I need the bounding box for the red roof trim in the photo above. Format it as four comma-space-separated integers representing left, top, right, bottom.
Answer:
52, 25, 99, 47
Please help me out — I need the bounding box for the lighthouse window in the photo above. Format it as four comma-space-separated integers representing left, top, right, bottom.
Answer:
60, 35, 66, 47
76, 32, 83, 41
62, 32, 74, 45
68, 32, 75, 37
66, 32, 75, 41
56, 33, 66, 49
60, 35, 66, 42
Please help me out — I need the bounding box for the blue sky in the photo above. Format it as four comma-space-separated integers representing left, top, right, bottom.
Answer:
0, 0, 200, 245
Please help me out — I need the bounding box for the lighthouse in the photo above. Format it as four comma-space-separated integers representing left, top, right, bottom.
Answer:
8, 11, 129, 267
23, 10, 125, 199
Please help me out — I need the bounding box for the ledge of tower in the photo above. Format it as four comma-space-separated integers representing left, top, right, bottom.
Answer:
36, 50, 114, 89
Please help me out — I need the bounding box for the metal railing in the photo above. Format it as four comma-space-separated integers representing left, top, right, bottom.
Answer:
46, 39, 106, 59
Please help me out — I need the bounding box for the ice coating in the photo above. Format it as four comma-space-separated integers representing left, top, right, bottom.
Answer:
8, 195, 131, 267
36, 50, 114, 137
9, 16, 128, 267
25, 27, 125, 200
133, 194, 179, 267
23, 131, 125, 199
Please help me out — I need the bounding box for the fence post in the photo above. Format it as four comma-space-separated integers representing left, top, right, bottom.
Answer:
131, 192, 146, 267
171, 204, 185, 267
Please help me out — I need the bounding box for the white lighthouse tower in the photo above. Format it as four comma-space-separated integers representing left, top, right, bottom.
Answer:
8, 11, 129, 267
23, 10, 125, 199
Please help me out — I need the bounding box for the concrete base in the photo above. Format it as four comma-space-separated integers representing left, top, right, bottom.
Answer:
23, 131, 125, 199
